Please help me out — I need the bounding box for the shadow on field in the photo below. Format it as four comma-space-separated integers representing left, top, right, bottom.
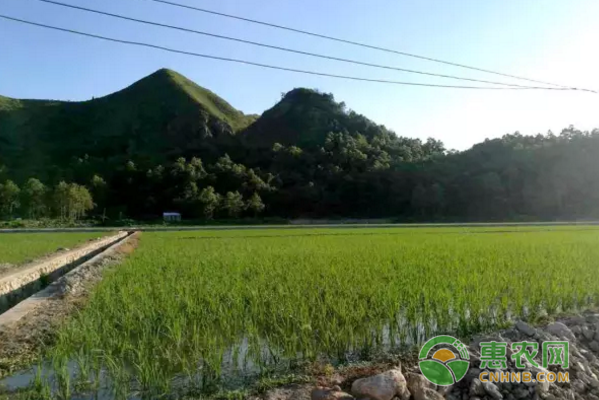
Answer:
176, 227, 599, 240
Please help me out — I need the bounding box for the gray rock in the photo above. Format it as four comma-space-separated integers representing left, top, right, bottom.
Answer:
562, 388, 576, 400
580, 348, 597, 363
469, 378, 486, 397
417, 388, 444, 400
405, 373, 438, 400
546, 322, 576, 341
436, 384, 452, 396
590, 341, 599, 352
579, 372, 595, 387
572, 361, 585, 372
513, 386, 530, 399
572, 380, 586, 394
568, 315, 586, 325
264, 384, 314, 400
570, 344, 584, 360
531, 365, 551, 395
516, 320, 536, 336
466, 367, 481, 382
583, 326, 595, 341
311, 386, 353, 400
351, 368, 410, 400
482, 381, 503, 400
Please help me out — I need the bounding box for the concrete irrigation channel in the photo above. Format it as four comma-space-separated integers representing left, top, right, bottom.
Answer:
0, 231, 133, 326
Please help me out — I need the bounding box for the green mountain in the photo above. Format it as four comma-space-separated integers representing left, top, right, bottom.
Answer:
0, 69, 255, 181
242, 88, 396, 148
2, 69, 598, 223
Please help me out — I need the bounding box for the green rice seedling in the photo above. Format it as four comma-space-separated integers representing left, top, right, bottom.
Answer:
35, 226, 599, 397
31, 366, 51, 400
51, 355, 70, 400
0, 232, 112, 265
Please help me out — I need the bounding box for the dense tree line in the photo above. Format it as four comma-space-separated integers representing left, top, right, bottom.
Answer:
1, 88, 598, 223
0, 179, 93, 220
0, 161, 269, 221
4, 126, 597, 223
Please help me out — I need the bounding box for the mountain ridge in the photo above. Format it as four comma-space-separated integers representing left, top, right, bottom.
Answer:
1, 69, 598, 222
242, 88, 398, 148
0, 68, 255, 181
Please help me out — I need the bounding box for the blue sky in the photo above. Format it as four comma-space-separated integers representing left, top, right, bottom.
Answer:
1, 0, 598, 150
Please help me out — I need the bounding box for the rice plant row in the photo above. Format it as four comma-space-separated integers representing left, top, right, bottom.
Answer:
38, 227, 599, 398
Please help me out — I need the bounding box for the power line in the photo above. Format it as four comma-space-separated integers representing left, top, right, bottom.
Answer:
0, 15, 582, 91
32, 0, 542, 89
143, 0, 592, 92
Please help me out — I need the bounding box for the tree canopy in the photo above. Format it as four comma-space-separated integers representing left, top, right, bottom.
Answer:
1, 70, 598, 223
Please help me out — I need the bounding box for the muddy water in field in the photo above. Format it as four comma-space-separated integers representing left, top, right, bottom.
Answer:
0, 317, 427, 398
1, 301, 574, 398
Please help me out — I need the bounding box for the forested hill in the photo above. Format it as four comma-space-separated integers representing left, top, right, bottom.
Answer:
243, 88, 397, 148
0, 69, 255, 183
0, 69, 598, 222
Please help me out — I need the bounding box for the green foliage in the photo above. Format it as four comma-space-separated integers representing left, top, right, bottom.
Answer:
198, 186, 220, 220
0, 232, 110, 264
89, 174, 108, 216
21, 178, 47, 219
1, 69, 599, 223
246, 192, 265, 216
411, 183, 444, 217
221, 191, 244, 217
0, 69, 252, 182
53, 182, 94, 220
41, 226, 599, 397
164, 69, 256, 132
0, 180, 20, 217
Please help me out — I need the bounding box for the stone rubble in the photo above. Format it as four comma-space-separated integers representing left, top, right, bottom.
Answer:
443, 312, 599, 399
350, 367, 411, 400
311, 386, 354, 400
405, 372, 443, 400
282, 311, 599, 400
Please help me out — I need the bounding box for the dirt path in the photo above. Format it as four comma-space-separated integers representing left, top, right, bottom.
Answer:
0, 232, 122, 281
0, 233, 139, 379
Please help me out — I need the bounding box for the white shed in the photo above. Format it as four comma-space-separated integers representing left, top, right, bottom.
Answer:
163, 212, 181, 222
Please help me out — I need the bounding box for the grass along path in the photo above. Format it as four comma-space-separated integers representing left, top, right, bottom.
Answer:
0, 232, 112, 267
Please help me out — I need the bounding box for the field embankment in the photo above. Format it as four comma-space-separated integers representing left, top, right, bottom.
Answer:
0, 232, 114, 270
0, 232, 128, 315
0, 232, 139, 381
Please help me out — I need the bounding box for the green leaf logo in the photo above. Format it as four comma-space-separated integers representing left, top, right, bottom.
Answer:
418, 335, 470, 386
